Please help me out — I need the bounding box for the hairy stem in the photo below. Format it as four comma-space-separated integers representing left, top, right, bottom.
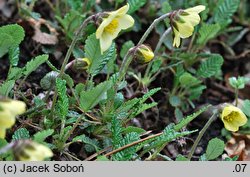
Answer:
63, 115, 84, 146
235, 88, 239, 107
137, 13, 171, 45
144, 27, 172, 78
87, 109, 202, 160
58, 15, 98, 78
0, 142, 15, 154
117, 49, 134, 83
187, 110, 218, 160
117, 13, 171, 85
50, 14, 99, 120
103, 132, 163, 157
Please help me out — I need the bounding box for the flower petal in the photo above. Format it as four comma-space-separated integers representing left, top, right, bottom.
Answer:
184, 5, 206, 14
0, 128, 6, 139
181, 13, 201, 26
221, 105, 234, 118
99, 32, 113, 54
177, 22, 194, 38
221, 105, 248, 132
223, 120, 239, 132
0, 110, 15, 128
235, 112, 248, 126
173, 27, 181, 47
96, 4, 134, 54
0, 100, 26, 116
116, 4, 129, 16
118, 15, 134, 30
36, 143, 53, 157
96, 16, 115, 39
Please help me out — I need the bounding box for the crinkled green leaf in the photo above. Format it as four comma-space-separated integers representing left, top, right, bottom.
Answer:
214, 0, 240, 23
73, 134, 100, 152
85, 33, 116, 76
33, 129, 54, 143
8, 46, 20, 66
23, 54, 49, 76
55, 78, 69, 120
197, 55, 224, 78
0, 80, 15, 96
12, 128, 30, 140
197, 24, 220, 46
80, 80, 112, 111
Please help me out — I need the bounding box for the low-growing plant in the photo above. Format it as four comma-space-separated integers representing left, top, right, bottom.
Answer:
0, 0, 248, 161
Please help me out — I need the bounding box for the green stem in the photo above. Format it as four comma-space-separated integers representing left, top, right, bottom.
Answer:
17, 75, 28, 91
98, 105, 209, 159
150, 61, 184, 81
43, 87, 52, 102
137, 13, 171, 45
44, 0, 56, 11
105, 13, 171, 115
55, 0, 61, 17
187, 30, 196, 52
144, 27, 172, 78
116, 13, 171, 85
148, 106, 210, 160
235, 88, 239, 107
83, 0, 88, 12
60, 119, 66, 138
21, 105, 44, 116
108, 51, 134, 112
49, 14, 98, 119
63, 115, 84, 144
0, 142, 15, 154
117, 49, 134, 83
187, 110, 218, 160
58, 15, 97, 78
104, 132, 163, 157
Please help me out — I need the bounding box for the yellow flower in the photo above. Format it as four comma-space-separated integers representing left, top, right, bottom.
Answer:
96, 4, 134, 54
0, 99, 26, 139
135, 44, 154, 63
171, 5, 205, 47
14, 140, 53, 161
220, 105, 248, 132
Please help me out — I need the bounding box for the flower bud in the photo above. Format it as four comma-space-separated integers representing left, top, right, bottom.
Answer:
73, 58, 91, 71
13, 140, 53, 161
135, 44, 154, 63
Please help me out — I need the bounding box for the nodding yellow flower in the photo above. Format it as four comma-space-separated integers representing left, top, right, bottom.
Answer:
135, 44, 154, 63
171, 5, 205, 47
0, 99, 26, 139
220, 105, 248, 132
73, 58, 91, 71
96, 4, 134, 54
14, 140, 53, 161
